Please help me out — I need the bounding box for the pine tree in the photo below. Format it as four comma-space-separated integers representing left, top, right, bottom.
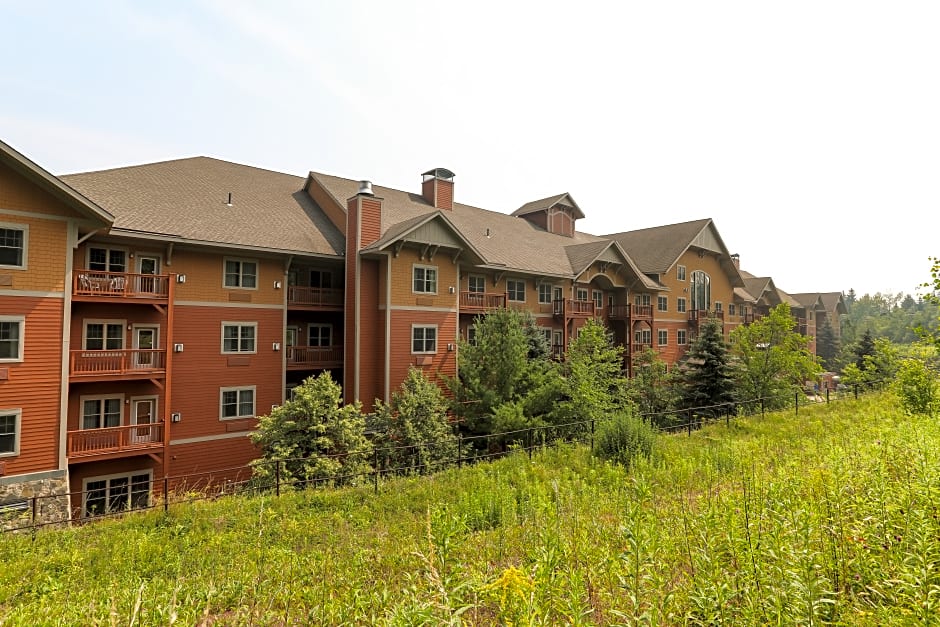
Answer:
854, 329, 876, 369
815, 318, 839, 370
680, 317, 735, 413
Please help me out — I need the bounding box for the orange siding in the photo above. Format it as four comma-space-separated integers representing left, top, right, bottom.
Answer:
389, 248, 459, 309
360, 198, 382, 248
0, 212, 69, 292
167, 305, 283, 442
168, 436, 258, 486
0, 161, 84, 219
66, 381, 163, 432
161, 249, 284, 306
306, 177, 347, 235
0, 297, 63, 475
388, 309, 456, 397
69, 302, 167, 350
357, 258, 383, 411
68, 457, 162, 503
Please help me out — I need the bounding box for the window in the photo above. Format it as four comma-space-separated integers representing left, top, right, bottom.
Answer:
634, 293, 651, 306
677, 329, 687, 345
507, 279, 525, 302
84, 321, 124, 350
83, 471, 151, 518
593, 290, 604, 311
715, 301, 723, 313
220, 386, 255, 420
82, 397, 122, 430
677, 265, 686, 281
412, 325, 437, 353
309, 270, 332, 289
538, 284, 553, 304
466, 325, 476, 344
308, 324, 332, 347
413, 265, 438, 294
0, 224, 27, 268
468, 274, 485, 293
0, 316, 24, 362
224, 258, 257, 289
88, 246, 126, 272
575, 287, 589, 301
690, 271, 711, 311
539, 327, 552, 345
658, 329, 668, 346
657, 295, 668, 312
222, 323, 257, 354
635, 329, 652, 344
0, 410, 20, 456
729, 304, 736, 316
677, 297, 687, 314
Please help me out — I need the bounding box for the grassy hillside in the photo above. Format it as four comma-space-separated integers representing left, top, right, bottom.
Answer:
2, 392, 939, 625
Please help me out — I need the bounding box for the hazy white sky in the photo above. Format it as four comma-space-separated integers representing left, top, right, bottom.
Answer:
2, 1, 937, 297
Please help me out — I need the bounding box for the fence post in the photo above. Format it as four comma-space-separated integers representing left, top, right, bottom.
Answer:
590, 419, 595, 452
761, 398, 765, 417
854, 384, 858, 400
826, 388, 830, 404
457, 435, 463, 468
527, 427, 532, 459
163, 476, 169, 513
687, 409, 693, 437
31, 495, 37, 526
726, 405, 730, 428
795, 391, 799, 415
275, 460, 281, 498
373, 447, 379, 494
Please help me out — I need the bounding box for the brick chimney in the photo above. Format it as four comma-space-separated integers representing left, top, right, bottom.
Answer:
347, 180, 382, 249
421, 168, 455, 210
730, 253, 740, 269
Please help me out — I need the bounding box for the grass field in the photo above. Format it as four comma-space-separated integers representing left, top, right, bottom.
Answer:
2, 391, 939, 625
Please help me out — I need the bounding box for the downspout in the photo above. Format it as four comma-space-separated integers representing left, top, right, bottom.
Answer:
58, 221, 77, 503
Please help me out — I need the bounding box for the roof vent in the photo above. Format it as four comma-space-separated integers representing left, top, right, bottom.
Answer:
357, 180, 374, 196
422, 168, 455, 182
225, 192, 233, 206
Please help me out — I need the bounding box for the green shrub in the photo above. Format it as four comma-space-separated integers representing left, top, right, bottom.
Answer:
593, 411, 657, 468
894, 358, 939, 416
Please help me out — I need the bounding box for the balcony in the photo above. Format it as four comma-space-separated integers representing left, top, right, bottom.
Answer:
287, 286, 344, 310
67, 423, 165, 461
553, 299, 595, 318
459, 291, 506, 313
69, 349, 167, 380
607, 304, 653, 321
631, 342, 652, 356
286, 345, 343, 370
73, 271, 170, 302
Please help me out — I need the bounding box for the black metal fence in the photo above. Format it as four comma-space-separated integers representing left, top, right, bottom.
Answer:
1, 380, 888, 534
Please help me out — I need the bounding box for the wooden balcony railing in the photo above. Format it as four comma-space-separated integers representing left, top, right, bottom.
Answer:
459, 291, 507, 312
607, 304, 653, 320
631, 343, 652, 356
70, 349, 167, 377
689, 310, 724, 322
287, 286, 344, 308
553, 299, 595, 318
286, 345, 344, 369
67, 423, 165, 459
73, 271, 170, 299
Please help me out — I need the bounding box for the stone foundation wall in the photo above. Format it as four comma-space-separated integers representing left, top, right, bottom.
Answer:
0, 470, 70, 531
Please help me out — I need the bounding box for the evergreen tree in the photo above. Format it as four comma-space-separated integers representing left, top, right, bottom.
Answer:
373, 366, 457, 475
250, 371, 372, 486
815, 318, 839, 370
554, 319, 628, 427
854, 329, 876, 369
680, 317, 735, 413
627, 347, 680, 426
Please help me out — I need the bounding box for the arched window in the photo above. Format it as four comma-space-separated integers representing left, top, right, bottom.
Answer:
690, 270, 710, 311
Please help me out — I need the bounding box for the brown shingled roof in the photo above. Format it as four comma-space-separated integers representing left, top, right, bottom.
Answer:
511, 192, 585, 219
604, 219, 713, 274
62, 157, 344, 256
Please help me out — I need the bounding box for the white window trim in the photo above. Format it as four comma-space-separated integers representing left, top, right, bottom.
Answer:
658, 329, 668, 346
82, 469, 153, 518
677, 265, 686, 281
468, 274, 486, 293
79, 394, 126, 430
575, 287, 589, 302
411, 324, 438, 354
677, 297, 687, 314
592, 290, 603, 307
82, 319, 126, 351
223, 257, 259, 290
219, 385, 257, 421
0, 315, 25, 363
307, 323, 333, 347
657, 295, 668, 312
221, 322, 258, 355
0, 222, 28, 270
677, 330, 688, 345
0, 408, 21, 457
412, 264, 439, 295
537, 283, 554, 304
507, 279, 526, 303
86, 245, 128, 271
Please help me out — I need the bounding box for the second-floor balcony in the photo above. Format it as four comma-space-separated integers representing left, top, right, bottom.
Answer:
286, 345, 344, 370
459, 291, 507, 313
69, 349, 167, 380
553, 299, 595, 318
607, 304, 653, 321
287, 286, 344, 309
67, 423, 165, 462
73, 271, 170, 301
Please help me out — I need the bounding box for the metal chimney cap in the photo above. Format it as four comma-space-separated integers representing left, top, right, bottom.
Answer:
357, 180, 374, 196
421, 167, 455, 181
